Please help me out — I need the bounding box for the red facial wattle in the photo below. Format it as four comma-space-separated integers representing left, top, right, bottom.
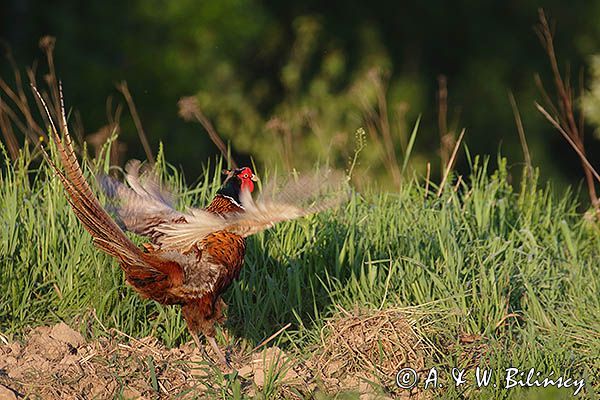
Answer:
240, 178, 254, 193
238, 167, 256, 192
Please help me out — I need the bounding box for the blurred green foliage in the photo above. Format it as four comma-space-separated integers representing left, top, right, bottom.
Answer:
2, 0, 600, 191
583, 55, 600, 140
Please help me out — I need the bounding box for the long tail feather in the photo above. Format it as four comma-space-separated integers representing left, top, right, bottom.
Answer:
33, 84, 165, 274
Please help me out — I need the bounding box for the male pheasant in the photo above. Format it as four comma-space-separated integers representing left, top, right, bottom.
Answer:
37, 87, 342, 365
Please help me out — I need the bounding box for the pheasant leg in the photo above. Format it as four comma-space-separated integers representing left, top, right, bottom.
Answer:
191, 333, 203, 352
207, 335, 230, 367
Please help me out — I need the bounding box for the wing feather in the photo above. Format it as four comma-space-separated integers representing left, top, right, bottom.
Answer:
156, 171, 347, 251
98, 161, 187, 242
123, 159, 175, 208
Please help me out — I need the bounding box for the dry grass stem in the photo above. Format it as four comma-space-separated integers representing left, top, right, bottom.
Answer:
116, 81, 155, 164
424, 161, 431, 198
357, 68, 403, 187
508, 91, 533, 176
252, 323, 292, 353
438, 75, 456, 174
535, 8, 599, 211
178, 96, 238, 169
536, 103, 600, 183
437, 128, 465, 197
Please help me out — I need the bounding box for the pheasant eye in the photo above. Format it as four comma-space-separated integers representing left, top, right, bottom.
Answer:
242, 174, 249, 179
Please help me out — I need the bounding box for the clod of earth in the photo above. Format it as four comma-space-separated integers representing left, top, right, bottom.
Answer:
0, 384, 17, 400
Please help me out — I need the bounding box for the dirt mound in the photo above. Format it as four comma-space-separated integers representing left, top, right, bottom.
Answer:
307, 307, 429, 398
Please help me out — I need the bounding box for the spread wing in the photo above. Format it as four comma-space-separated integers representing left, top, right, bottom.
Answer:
155, 172, 348, 252
34, 85, 184, 299
98, 160, 190, 244
100, 159, 347, 253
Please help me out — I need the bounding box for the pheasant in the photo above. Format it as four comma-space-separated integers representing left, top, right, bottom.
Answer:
36, 87, 343, 366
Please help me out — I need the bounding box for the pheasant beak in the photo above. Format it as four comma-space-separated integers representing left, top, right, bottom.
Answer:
251, 174, 258, 182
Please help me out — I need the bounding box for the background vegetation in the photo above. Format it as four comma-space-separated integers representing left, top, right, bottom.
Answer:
2, 1, 600, 195
1, 2, 600, 398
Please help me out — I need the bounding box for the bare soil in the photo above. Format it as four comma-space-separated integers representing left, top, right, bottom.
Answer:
0, 308, 429, 399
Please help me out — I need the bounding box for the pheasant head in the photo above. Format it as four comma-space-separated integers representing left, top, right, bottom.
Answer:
218, 167, 258, 203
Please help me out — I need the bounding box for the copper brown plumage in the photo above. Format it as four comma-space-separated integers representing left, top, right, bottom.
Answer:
35, 85, 345, 366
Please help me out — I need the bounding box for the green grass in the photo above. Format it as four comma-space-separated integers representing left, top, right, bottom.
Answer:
0, 142, 599, 399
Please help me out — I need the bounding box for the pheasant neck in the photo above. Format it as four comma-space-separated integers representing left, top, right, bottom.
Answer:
205, 194, 244, 215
